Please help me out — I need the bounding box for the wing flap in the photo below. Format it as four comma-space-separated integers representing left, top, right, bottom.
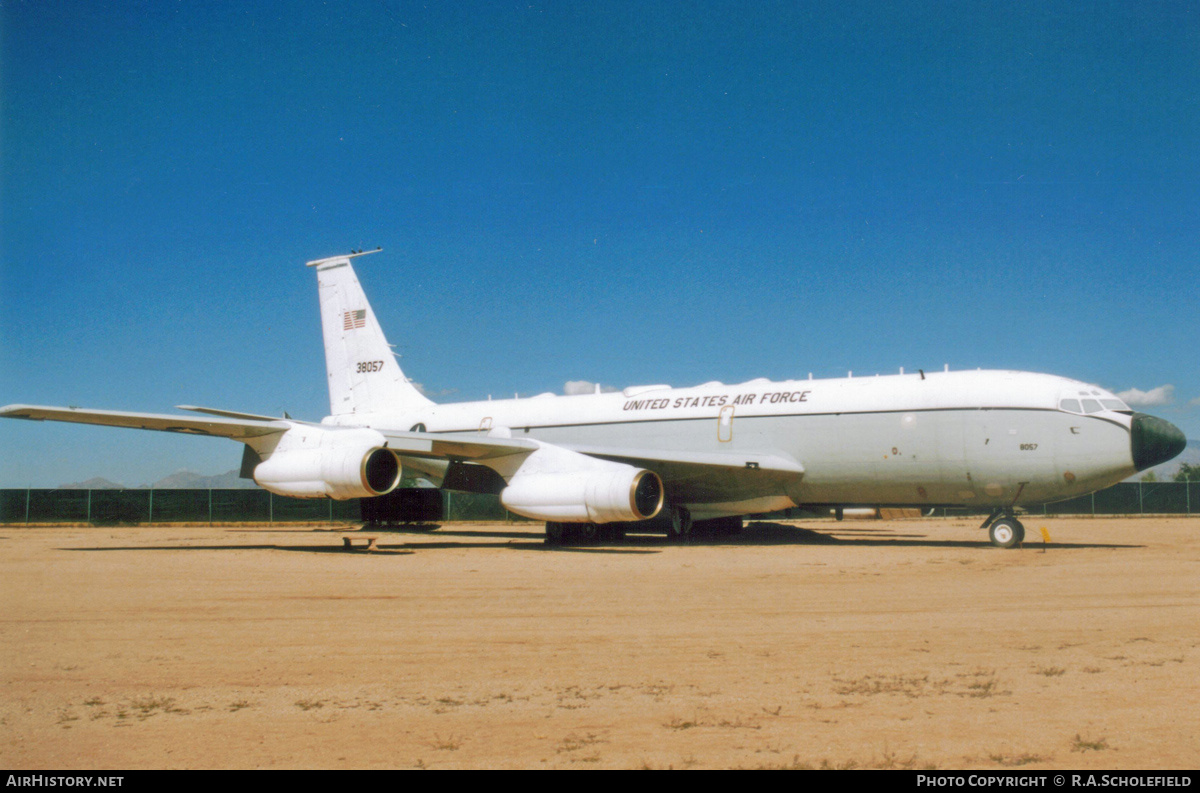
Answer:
176, 405, 309, 423
562, 444, 805, 504
562, 444, 805, 476
378, 429, 537, 460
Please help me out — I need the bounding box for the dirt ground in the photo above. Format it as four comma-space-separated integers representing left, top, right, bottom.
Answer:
1, 516, 1197, 770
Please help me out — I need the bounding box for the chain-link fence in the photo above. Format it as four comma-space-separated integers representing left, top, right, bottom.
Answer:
0, 481, 1194, 525
0, 487, 531, 524
1, 488, 357, 524
931, 481, 1195, 518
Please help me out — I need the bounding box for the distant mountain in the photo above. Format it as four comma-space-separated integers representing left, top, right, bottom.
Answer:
56, 476, 126, 489
56, 470, 259, 490
145, 469, 261, 489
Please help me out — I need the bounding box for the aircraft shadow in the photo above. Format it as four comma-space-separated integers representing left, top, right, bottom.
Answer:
58, 521, 1142, 554
60, 540, 658, 556
711, 522, 1142, 550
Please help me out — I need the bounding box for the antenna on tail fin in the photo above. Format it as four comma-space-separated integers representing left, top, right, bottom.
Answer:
307, 248, 433, 416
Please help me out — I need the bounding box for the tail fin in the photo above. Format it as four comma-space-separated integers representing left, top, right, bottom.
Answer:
307, 249, 433, 416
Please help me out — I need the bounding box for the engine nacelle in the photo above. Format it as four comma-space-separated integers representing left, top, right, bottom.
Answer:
500, 466, 664, 523
252, 427, 401, 500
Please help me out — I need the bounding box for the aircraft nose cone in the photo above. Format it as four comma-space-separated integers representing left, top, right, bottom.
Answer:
1130, 413, 1187, 472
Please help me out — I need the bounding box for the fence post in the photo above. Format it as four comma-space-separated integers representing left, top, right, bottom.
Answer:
269, 492, 273, 523
25, 488, 30, 524
148, 488, 154, 524
208, 489, 213, 525
87, 489, 92, 525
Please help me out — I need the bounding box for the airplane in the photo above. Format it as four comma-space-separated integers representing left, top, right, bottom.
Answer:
2, 249, 1187, 547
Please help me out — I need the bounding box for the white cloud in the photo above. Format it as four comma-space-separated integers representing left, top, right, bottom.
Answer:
564, 380, 618, 395
1116, 384, 1175, 407
411, 381, 457, 398
1190, 395, 1200, 408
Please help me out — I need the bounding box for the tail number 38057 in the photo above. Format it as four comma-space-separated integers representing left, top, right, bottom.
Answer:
356, 360, 385, 373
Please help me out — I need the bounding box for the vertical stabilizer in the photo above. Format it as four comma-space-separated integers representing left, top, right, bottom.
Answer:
307, 250, 433, 416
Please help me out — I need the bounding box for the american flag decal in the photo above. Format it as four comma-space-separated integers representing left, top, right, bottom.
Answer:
343, 309, 366, 330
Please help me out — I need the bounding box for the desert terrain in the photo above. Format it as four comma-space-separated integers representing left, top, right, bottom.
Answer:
1, 517, 1196, 769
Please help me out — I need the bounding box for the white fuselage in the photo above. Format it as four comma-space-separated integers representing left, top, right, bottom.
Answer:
326, 369, 1138, 516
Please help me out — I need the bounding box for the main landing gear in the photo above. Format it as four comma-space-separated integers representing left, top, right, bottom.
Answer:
665, 506, 692, 541
544, 508, 742, 546
543, 521, 625, 546
981, 510, 1026, 549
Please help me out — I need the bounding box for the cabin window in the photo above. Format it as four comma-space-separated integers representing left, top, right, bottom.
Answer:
1059, 399, 1081, 413
1080, 399, 1102, 414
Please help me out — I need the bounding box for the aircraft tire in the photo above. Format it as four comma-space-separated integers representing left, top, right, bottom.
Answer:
545, 521, 564, 546
580, 522, 599, 544
989, 518, 1024, 549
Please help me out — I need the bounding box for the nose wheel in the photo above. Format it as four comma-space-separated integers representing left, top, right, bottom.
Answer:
988, 517, 1026, 548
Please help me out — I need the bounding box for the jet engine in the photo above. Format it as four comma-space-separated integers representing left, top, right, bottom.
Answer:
252, 427, 401, 500
500, 465, 664, 523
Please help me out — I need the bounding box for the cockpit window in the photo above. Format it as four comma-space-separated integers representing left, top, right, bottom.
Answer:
1061, 393, 1131, 415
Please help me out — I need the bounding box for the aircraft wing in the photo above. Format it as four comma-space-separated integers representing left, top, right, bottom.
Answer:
376, 430, 805, 474
378, 431, 805, 502
2, 404, 802, 502
0, 404, 288, 440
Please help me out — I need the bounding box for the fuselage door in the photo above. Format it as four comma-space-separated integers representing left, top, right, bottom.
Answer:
718, 405, 734, 443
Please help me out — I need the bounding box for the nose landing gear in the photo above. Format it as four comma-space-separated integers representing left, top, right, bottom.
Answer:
982, 510, 1026, 548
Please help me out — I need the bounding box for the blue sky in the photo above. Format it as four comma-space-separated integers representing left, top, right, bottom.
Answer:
2, 0, 1197, 487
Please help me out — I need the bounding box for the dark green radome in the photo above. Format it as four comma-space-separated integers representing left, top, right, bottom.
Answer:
1130, 413, 1187, 472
